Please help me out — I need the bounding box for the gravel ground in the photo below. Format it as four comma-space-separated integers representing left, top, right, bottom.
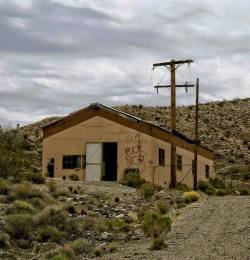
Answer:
102, 196, 250, 260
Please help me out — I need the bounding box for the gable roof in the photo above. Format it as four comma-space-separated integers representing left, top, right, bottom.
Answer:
42, 103, 214, 160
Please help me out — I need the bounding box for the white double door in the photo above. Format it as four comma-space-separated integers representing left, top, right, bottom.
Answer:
85, 143, 102, 181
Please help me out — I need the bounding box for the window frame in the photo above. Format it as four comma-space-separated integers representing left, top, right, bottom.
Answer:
159, 148, 165, 166
62, 155, 81, 169
177, 154, 182, 171
205, 164, 210, 179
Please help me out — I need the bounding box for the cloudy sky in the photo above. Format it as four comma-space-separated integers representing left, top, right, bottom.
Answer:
0, 0, 249, 126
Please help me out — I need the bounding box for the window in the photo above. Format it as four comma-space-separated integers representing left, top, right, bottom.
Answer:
177, 154, 182, 171
62, 155, 81, 169
159, 148, 165, 166
205, 165, 210, 179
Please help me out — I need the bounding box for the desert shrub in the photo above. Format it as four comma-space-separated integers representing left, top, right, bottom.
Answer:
52, 189, 71, 199
34, 206, 67, 229
7, 200, 36, 215
205, 188, 216, 195
183, 191, 200, 202
47, 180, 57, 193
82, 216, 97, 231
9, 182, 43, 201
216, 189, 226, 196
138, 209, 171, 238
25, 172, 46, 184
50, 254, 69, 260
139, 182, 162, 199
209, 178, 225, 189
48, 244, 76, 260
124, 173, 145, 188
16, 238, 31, 249
239, 189, 250, 196
0, 178, 11, 195
157, 201, 170, 215
0, 232, 10, 248
69, 174, 79, 181
70, 239, 93, 254
6, 213, 34, 240
94, 247, 103, 257
28, 197, 47, 209
37, 226, 62, 242
198, 181, 213, 192
105, 218, 130, 232
150, 237, 166, 250
176, 183, 190, 192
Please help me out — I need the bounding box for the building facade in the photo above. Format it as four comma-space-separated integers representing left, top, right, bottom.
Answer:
42, 103, 214, 187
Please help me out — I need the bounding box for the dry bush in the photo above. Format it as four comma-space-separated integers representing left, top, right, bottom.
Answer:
0, 233, 10, 248
7, 200, 36, 215
0, 178, 11, 195
6, 213, 34, 240
150, 237, 166, 250
70, 238, 93, 254
37, 226, 63, 242
183, 191, 200, 203
9, 182, 43, 201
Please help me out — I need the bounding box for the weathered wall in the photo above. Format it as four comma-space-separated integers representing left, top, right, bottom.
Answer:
42, 116, 214, 187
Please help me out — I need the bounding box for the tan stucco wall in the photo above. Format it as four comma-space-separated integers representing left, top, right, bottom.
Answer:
42, 116, 214, 187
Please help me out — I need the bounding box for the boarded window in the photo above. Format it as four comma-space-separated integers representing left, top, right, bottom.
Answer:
177, 154, 182, 171
205, 165, 210, 179
62, 155, 81, 169
159, 148, 165, 166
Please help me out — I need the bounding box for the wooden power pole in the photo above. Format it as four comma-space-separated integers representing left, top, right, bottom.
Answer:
153, 59, 194, 188
193, 78, 199, 190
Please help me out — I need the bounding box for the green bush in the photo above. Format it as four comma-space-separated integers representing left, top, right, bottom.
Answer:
50, 254, 69, 260
69, 174, 79, 181
183, 191, 200, 202
7, 200, 36, 215
216, 189, 226, 196
150, 237, 166, 250
47, 180, 57, 193
239, 189, 250, 196
0, 233, 10, 248
37, 226, 62, 242
70, 239, 93, 254
23, 172, 46, 184
105, 218, 130, 232
124, 173, 145, 188
176, 183, 190, 192
209, 178, 225, 189
6, 213, 34, 240
138, 210, 172, 238
157, 201, 170, 215
0, 178, 11, 195
139, 182, 162, 199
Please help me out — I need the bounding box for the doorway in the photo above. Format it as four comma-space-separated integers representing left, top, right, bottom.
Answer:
47, 158, 54, 178
103, 142, 117, 181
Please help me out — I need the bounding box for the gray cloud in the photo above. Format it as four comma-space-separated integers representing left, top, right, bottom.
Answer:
0, 0, 249, 126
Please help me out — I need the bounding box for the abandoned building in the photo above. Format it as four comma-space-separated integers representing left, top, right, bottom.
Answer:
42, 103, 214, 187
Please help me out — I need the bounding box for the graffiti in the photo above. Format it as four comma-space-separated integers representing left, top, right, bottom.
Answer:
124, 144, 147, 172
126, 133, 143, 142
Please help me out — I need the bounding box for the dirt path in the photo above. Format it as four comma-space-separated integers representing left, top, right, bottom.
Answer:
102, 196, 250, 260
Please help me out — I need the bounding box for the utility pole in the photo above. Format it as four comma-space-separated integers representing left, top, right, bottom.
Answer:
153, 59, 194, 188
193, 78, 199, 190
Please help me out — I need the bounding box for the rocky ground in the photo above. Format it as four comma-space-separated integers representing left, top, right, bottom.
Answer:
101, 195, 250, 260
18, 98, 250, 179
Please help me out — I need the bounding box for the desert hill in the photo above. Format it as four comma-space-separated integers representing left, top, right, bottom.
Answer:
19, 98, 250, 178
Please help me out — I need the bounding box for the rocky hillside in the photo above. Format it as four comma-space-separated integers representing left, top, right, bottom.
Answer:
19, 98, 250, 178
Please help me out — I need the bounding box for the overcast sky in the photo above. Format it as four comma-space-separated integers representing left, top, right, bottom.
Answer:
0, 0, 249, 126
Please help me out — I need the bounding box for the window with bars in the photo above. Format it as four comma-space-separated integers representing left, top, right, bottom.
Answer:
159, 148, 165, 166
62, 155, 81, 169
177, 154, 182, 171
